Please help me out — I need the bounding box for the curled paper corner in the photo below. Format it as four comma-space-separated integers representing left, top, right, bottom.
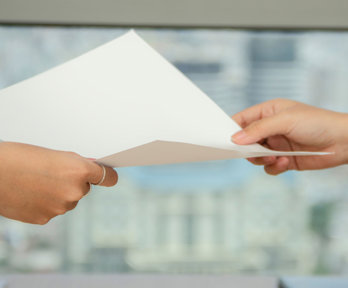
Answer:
0, 30, 334, 168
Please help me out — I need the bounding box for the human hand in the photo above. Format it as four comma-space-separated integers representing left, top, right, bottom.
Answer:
231, 98, 348, 175
0, 142, 118, 224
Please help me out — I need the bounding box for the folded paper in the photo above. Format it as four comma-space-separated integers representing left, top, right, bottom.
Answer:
0, 30, 325, 167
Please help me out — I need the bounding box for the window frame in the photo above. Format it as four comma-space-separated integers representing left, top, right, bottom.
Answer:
0, 0, 348, 30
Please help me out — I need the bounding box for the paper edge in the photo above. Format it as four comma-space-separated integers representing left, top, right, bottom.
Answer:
97, 139, 332, 163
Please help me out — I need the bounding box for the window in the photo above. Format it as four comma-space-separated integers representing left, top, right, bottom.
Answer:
1, 26, 348, 275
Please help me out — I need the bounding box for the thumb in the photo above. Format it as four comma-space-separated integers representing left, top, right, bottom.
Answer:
88, 161, 118, 187
231, 113, 291, 145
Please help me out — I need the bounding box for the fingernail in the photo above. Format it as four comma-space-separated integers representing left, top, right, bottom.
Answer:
231, 130, 248, 143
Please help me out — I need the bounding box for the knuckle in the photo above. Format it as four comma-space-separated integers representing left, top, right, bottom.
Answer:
56, 207, 68, 215
62, 200, 79, 211
281, 113, 295, 135
272, 97, 285, 103
271, 98, 296, 107
247, 121, 263, 134
67, 201, 79, 211
67, 151, 80, 158
63, 163, 90, 184
36, 216, 51, 225
75, 162, 91, 181
65, 190, 84, 202
272, 98, 288, 104
63, 156, 90, 181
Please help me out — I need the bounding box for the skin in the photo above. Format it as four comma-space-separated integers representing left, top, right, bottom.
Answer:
231, 98, 348, 175
1, 98, 345, 223
0, 142, 118, 225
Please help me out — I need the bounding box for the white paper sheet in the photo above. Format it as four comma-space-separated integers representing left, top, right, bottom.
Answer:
0, 30, 326, 167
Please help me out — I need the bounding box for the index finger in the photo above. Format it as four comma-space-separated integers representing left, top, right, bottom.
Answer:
232, 102, 268, 128
232, 99, 296, 128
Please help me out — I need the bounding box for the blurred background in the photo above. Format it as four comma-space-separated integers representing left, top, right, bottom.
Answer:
1, 26, 348, 276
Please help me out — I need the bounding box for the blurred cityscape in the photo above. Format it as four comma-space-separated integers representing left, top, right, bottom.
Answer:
1, 26, 348, 275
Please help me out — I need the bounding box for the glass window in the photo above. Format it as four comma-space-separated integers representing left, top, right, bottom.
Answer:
1, 26, 348, 275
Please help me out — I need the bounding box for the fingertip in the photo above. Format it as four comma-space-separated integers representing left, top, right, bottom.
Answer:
247, 156, 277, 166
247, 157, 256, 164
264, 165, 282, 176
112, 169, 118, 186
103, 167, 118, 187
277, 156, 290, 169
264, 157, 289, 175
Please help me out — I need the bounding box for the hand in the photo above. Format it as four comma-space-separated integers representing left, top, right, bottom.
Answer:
0, 142, 118, 224
231, 98, 348, 175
